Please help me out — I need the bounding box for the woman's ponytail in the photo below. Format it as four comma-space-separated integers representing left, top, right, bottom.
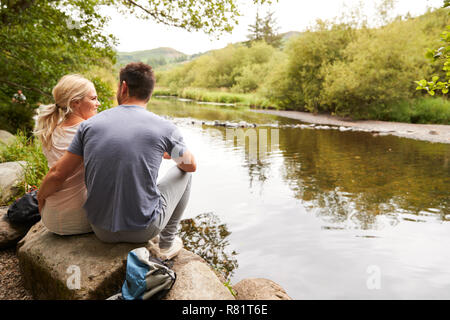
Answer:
34, 103, 62, 149
33, 74, 94, 150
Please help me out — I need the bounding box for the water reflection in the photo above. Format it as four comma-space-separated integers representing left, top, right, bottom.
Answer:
179, 213, 238, 281
149, 97, 299, 126
279, 128, 450, 229
151, 97, 450, 230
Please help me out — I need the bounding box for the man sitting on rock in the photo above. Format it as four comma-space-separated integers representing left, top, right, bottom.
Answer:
37, 62, 196, 260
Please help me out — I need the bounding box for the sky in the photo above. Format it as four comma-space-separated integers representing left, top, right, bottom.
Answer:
102, 0, 445, 55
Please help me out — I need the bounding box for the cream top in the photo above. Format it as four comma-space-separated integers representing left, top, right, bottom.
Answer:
41, 123, 92, 235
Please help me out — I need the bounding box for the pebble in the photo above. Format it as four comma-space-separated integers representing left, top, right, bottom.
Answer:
0, 247, 32, 300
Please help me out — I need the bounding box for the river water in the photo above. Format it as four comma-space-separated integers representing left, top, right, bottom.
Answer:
150, 97, 450, 299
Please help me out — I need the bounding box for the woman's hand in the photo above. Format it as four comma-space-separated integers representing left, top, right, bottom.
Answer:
163, 152, 172, 160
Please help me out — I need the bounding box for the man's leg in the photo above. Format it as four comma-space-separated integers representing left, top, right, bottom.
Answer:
156, 165, 192, 249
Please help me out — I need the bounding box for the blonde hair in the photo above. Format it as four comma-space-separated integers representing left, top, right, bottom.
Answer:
34, 74, 94, 149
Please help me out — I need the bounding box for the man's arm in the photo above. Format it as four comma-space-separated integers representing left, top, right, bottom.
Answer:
163, 150, 197, 172
38, 151, 83, 212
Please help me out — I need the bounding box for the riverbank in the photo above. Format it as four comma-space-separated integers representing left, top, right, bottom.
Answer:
251, 109, 450, 144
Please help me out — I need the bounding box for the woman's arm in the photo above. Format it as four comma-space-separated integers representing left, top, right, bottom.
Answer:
38, 151, 83, 212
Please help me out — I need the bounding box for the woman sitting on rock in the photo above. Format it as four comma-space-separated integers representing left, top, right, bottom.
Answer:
34, 74, 100, 235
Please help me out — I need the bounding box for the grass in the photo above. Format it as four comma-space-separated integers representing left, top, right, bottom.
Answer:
367, 97, 450, 124
153, 87, 276, 109
0, 130, 48, 199
223, 280, 237, 297
154, 87, 450, 125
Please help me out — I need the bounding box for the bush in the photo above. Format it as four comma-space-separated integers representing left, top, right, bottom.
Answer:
262, 22, 355, 112
321, 9, 448, 118
0, 102, 37, 136
410, 97, 450, 124
90, 77, 115, 112
157, 42, 277, 93
0, 130, 48, 195
366, 97, 450, 124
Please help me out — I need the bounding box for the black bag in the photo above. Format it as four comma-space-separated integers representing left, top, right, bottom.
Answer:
7, 189, 41, 225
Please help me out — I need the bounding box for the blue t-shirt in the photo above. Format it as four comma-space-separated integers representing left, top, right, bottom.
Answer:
68, 105, 187, 232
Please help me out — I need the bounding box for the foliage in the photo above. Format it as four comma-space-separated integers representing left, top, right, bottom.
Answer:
247, 11, 282, 48
0, 0, 117, 107
223, 281, 237, 297
157, 41, 278, 93
105, 0, 270, 36
179, 212, 239, 281
364, 97, 450, 124
263, 22, 356, 112
0, 102, 37, 135
0, 0, 270, 133
0, 130, 48, 196
322, 9, 448, 117
154, 4, 450, 123
415, 0, 450, 95
90, 77, 116, 112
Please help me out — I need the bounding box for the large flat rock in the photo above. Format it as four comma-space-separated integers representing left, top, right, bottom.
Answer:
17, 221, 235, 300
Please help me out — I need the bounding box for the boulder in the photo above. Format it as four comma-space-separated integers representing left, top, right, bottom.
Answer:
0, 207, 32, 249
17, 221, 235, 300
233, 278, 291, 300
162, 249, 235, 300
0, 161, 26, 204
0, 130, 15, 145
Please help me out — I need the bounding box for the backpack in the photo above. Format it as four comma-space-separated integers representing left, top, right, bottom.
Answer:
107, 247, 176, 300
7, 189, 41, 225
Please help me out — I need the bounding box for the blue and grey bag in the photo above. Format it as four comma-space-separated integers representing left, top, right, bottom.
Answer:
108, 247, 176, 300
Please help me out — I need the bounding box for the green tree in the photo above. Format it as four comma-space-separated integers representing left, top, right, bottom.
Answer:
247, 11, 264, 42
415, 0, 450, 95
247, 10, 282, 48
322, 8, 447, 118
0, 0, 116, 107
262, 22, 355, 112
0, 0, 270, 133
261, 11, 282, 48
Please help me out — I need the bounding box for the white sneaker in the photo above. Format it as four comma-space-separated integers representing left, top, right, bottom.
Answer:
159, 236, 183, 260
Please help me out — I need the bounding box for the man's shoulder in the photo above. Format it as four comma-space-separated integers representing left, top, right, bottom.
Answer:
143, 110, 177, 130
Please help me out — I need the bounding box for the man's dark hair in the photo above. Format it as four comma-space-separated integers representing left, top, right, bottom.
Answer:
119, 62, 155, 101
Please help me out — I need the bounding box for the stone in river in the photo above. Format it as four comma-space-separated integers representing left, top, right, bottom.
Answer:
233, 278, 291, 300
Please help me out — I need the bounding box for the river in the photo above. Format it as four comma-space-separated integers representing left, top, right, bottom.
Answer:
151, 97, 450, 299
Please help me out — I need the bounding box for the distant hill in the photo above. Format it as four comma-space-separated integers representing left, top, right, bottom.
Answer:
281, 31, 302, 41
118, 32, 302, 70
117, 47, 188, 68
